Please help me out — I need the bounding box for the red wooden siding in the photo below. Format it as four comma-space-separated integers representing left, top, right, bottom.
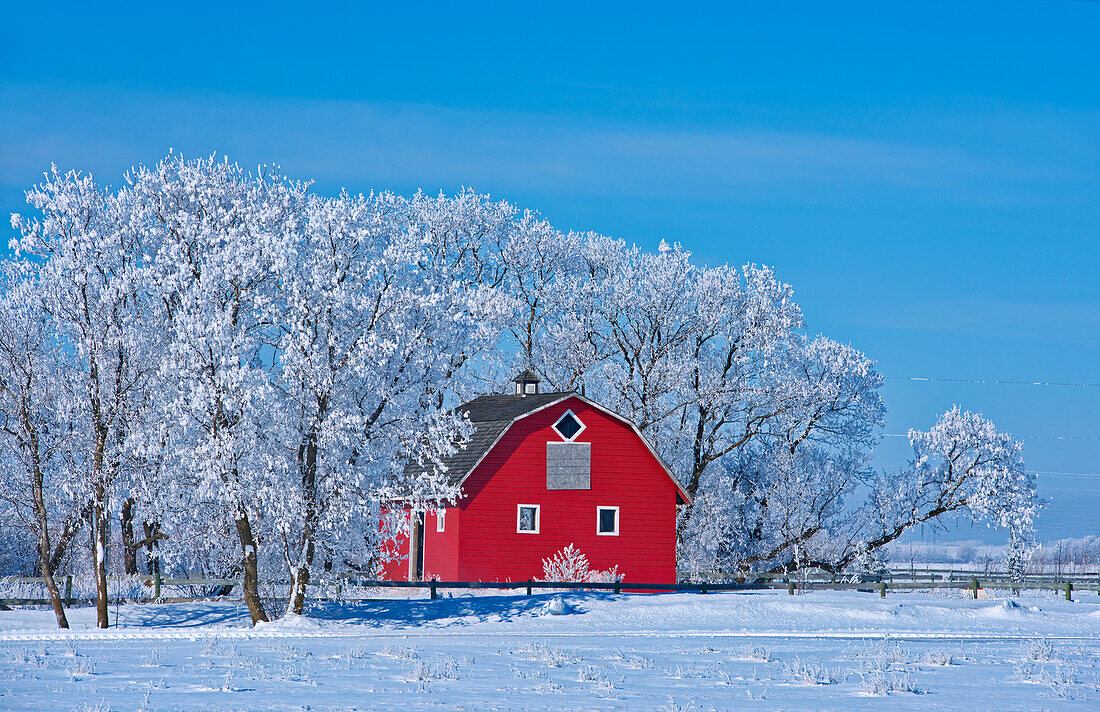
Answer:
451, 397, 678, 584
423, 508, 460, 580
378, 507, 461, 581
377, 507, 411, 581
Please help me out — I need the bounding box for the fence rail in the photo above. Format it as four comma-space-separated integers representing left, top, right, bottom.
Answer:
2, 570, 1099, 609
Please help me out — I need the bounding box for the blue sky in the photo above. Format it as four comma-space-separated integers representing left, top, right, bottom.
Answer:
2, 2, 1097, 542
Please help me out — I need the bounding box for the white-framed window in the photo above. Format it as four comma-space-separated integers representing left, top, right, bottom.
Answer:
517, 504, 540, 533
552, 409, 586, 441
436, 510, 446, 533
596, 506, 619, 536
524, 382, 537, 394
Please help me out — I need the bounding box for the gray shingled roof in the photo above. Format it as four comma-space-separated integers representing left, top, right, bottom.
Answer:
407, 392, 572, 486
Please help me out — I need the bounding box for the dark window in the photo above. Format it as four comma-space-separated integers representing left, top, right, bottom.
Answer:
518, 505, 539, 532
553, 411, 583, 440
598, 507, 618, 535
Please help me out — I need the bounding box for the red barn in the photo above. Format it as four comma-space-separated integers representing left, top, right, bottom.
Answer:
380, 371, 690, 584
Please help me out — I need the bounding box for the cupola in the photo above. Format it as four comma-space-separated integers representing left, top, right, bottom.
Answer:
512, 369, 541, 396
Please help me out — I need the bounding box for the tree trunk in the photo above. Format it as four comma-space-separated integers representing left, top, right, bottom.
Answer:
288, 426, 319, 616
235, 509, 269, 625
288, 548, 313, 617
29, 436, 68, 629
675, 403, 710, 541
92, 495, 109, 629
48, 507, 87, 575
37, 552, 69, 629
120, 498, 138, 575
143, 520, 161, 576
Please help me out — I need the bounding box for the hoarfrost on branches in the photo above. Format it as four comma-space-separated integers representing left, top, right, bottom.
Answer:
0, 153, 1040, 626
540, 544, 622, 584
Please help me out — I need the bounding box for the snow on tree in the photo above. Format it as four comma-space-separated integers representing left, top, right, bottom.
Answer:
858, 407, 1039, 565
0, 153, 1041, 599
271, 188, 512, 615
127, 155, 305, 625
0, 273, 84, 628
9, 166, 155, 628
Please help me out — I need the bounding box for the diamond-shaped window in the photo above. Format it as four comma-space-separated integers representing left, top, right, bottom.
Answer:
553, 411, 584, 441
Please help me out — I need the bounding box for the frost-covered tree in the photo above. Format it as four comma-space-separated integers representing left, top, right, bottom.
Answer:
0, 153, 1040, 597
0, 274, 84, 628
699, 336, 886, 575
855, 407, 1038, 567
130, 155, 304, 625
506, 238, 1036, 577
10, 167, 154, 628
510, 239, 886, 574
271, 189, 511, 615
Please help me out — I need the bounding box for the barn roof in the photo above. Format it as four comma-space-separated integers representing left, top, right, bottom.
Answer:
407, 391, 692, 504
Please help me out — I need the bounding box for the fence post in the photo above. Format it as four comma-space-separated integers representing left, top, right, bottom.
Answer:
1064, 582, 1072, 602
526, 579, 532, 596
153, 570, 162, 602
700, 582, 707, 595
64, 575, 72, 607
787, 580, 795, 596
971, 577, 979, 599
613, 579, 621, 595
430, 579, 437, 600
879, 581, 886, 598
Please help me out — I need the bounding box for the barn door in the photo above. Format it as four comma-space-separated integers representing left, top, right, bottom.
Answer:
410, 511, 426, 581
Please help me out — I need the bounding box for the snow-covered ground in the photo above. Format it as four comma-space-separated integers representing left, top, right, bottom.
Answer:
2, 589, 1098, 710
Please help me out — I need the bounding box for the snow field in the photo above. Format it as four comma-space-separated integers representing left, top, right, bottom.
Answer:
1, 589, 1098, 711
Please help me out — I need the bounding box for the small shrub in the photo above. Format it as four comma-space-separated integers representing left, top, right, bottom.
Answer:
1022, 639, 1057, 662
510, 664, 548, 680
1013, 659, 1037, 681
139, 649, 164, 668
533, 681, 564, 694
922, 649, 954, 666
529, 643, 578, 667
734, 645, 773, 663
410, 655, 460, 681
616, 653, 654, 670
1039, 664, 1081, 699
578, 665, 604, 682
859, 669, 918, 695
540, 544, 621, 584
785, 658, 839, 686
381, 645, 420, 661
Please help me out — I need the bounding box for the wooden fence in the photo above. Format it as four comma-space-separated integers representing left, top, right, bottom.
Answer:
3, 569, 1100, 608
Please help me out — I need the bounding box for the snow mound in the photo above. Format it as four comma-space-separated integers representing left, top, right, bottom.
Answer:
258, 613, 323, 630
974, 599, 1033, 619
541, 596, 571, 616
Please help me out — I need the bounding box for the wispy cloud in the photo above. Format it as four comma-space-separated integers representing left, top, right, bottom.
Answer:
3, 83, 1094, 207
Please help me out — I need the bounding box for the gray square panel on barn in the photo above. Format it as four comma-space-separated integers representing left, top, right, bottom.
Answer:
546, 442, 591, 489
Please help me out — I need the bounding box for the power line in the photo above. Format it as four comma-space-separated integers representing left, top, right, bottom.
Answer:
887, 376, 1100, 388
1033, 471, 1100, 478
882, 434, 1100, 441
